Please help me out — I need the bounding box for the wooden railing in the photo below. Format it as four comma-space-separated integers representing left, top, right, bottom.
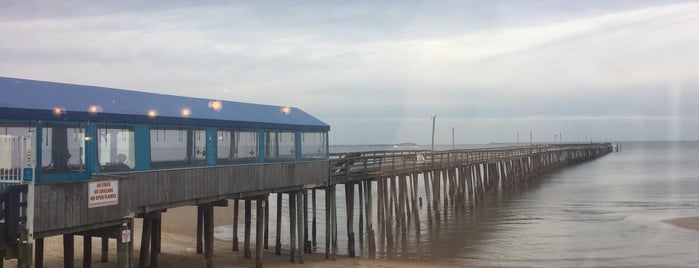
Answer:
329, 143, 612, 183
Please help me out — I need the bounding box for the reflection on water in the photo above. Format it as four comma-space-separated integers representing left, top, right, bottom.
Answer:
215, 141, 699, 268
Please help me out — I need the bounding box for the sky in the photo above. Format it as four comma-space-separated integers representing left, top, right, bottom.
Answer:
1, 0, 698, 145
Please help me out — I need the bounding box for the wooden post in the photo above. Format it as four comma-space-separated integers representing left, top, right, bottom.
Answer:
197, 206, 204, 254
83, 235, 92, 268
101, 237, 109, 263
345, 183, 355, 257
423, 172, 431, 208
389, 177, 398, 236
139, 215, 152, 268
325, 188, 331, 260
232, 199, 239, 251
385, 178, 394, 250
312, 189, 317, 250
256, 199, 265, 268
204, 204, 214, 268
35, 237, 44, 268
264, 195, 270, 250
303, 190, 309, 253
275, 193, 282, 255
358, 181, 365, 245
244, 199, 252, 259
289, 192, 297, 263
117, 220, 133, 268
150, 212, 162, 268
64, 234, 74, 268
376, 179, 384, 243
365, 180, 375, 257
297, 192, 305, 263
331, 186, 338, 260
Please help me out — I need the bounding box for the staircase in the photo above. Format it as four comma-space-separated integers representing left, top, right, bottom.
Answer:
0, 183, 31, 267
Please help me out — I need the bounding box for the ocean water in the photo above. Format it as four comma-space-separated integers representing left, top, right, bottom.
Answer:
214, 141, 699, 268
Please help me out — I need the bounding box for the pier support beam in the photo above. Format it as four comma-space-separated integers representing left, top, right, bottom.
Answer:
289, 192, 297, 263
244, 199, 252, 259
345, 183, 356, 257
275, 193, 282, 255
303, 190, 310, 253
101, 237, 109, 263
264, 195, 270, 250
64, 234, 74, 268
197, 206, 203, 254
138, 216, 152, 268
256, 198, 265, 268
35, 237, 44, 268
204, 204, 215, 268
312, 189, 317, 250
83, 235, 92, 268
117, 220, 134, 268
296, 191, 305, 263
232, 198, 239, 252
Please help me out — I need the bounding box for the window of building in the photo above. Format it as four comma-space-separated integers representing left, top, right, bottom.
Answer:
0, 124, 34, 171
301, 132, 327, 159
150, 128, 206, 168
265, 131, 296, 161
217, 129, 258, 164
41, 124, 85, 174
98, 126, 135, 171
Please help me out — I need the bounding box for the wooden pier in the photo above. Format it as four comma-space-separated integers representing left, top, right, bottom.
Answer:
326, 143, 612, 258
0, 77, 614, 268
5, 143, 612, 268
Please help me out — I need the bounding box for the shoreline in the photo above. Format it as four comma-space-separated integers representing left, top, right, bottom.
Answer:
662, 216, 699, 231
4, 204, 495, 268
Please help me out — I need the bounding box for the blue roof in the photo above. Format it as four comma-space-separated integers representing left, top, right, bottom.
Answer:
0, 77, 329, 131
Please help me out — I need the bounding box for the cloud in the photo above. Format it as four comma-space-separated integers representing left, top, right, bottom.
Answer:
0, 1, 697, 144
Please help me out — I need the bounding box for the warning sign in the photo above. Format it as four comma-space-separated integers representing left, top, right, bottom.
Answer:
88, 180, 119, 208
121, 229, 131, 243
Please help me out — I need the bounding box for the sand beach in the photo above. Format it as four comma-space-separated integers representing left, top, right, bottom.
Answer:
663, 217, 699, 231
4, 204, 492, 268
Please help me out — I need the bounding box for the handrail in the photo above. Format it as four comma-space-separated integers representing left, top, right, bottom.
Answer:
329, 143, 613, 181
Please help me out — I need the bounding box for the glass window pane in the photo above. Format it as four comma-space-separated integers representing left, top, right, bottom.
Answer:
41, 125, 85, 174
0, 124, 34, 170
278, 132, 296, 159
265, 131, 278, 160
150, 128, 206, 168
301, 132, 327, 159
265, 131, 295, 161
217, 130, 258, 164
98, 126, 135, 171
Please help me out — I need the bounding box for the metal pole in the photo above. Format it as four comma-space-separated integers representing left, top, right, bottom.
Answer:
431, 114, 436, 151
451, 127, 455, 150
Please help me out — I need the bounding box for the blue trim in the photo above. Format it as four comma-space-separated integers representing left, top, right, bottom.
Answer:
85, 123, 98, 175
134, 124, 150, 170
258, 129, 265, 163
206, 127, 217, 166
325, 132, 330, 160
40, 172, 88, 183
35, 124, 43, 180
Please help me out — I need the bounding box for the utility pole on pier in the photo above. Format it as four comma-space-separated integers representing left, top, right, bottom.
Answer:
452, 127, 455, 150
431, 114, 436, 151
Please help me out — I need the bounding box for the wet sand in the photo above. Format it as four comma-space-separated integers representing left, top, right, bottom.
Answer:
4, 204, 495, 268
663, 216, 699, 231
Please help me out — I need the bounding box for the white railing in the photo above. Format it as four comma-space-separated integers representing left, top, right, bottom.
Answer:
0, 135, 33, 187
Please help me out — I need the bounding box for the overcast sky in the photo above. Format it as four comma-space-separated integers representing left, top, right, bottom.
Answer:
1, 0, 698, 144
